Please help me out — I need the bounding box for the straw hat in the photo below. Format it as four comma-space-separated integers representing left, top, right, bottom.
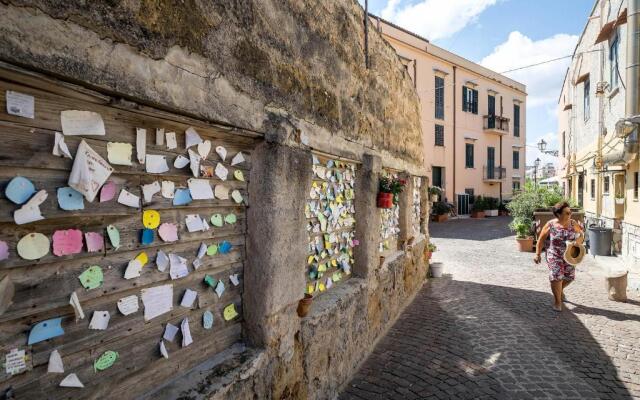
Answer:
564, 241, 586, 265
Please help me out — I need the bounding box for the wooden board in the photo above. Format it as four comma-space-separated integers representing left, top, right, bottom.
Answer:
0, 67, 258, 398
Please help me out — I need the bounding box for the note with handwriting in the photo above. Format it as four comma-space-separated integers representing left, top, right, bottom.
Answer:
141, 284, 173, 321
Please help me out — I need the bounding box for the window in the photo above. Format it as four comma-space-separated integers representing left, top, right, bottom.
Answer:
512, 179, 521, 193
635, 172, 639, 199
514, 104, 520, 137
462, 86, 478, 114
465, 188, 475, 203
465, 143, 474, 168
432, 166, 444, 189
435, 76, 445, 120
610, 35, 620, 88
604, 176, 610, 194
561, 131, 566, 156
512, 150, 520, 169
584, 78, 590, 121
435, 124, 444, 146
591, 179, 596, 199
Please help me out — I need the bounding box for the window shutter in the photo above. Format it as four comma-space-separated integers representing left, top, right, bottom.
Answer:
462, 86, 468, 112
472, 89, 478, 114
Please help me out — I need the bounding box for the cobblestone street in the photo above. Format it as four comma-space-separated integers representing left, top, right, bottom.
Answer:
340, 217, 640, 399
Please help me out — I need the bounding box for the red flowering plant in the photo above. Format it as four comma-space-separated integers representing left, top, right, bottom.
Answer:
379, 177, 407, 205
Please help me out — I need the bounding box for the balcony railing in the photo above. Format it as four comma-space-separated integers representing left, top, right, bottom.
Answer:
483, 115, 510, 135
483, 166, 506, 182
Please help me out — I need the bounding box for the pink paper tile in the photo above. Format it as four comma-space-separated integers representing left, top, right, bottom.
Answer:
100, 181, 116, 203
85, 232, 104, 253
52, 229, 84, 256
158, 223, 179, 242
0, 240, 9, 261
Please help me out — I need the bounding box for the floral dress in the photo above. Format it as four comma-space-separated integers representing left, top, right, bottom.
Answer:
547, 219, 577, 281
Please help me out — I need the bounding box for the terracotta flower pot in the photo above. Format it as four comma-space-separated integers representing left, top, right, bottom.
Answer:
471, 211, 485, 218
431, 214, 448, 223
377, 192, 394, 208
297, 294, 313, 317
516, 237, 534, 252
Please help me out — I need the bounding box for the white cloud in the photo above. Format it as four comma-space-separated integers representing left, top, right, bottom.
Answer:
480, 31, 578, 108
381, 0, 498, 41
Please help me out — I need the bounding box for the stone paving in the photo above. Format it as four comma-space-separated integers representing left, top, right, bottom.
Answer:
340, 216, 640, 399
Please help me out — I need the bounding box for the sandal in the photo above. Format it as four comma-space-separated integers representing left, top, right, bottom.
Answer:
552, 304, 562, 312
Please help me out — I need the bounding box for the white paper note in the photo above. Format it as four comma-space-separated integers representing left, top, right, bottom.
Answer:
53, 132, 72, 159
14, 189, 47, 225
69, 291, 85, 321
169, 254, 189, 280
142, 181, 161, 203
68, 140, 113, 202
163, 323, 179, 342
48, 350, 64, 373
5, 349, 27, 375
6, 91, 35, 119
156, 128, 165, 146
88, 311, 110, 330
159, 341, 169, 359
185, 127, 203, 148
198, 140, 211, 159
185, 214, 207, 232
136, 128, 146, 164
61, 110, 105, 136
180, 289, 198, 308
188, 149, 201, 178
174, 155, 189, 168
117, 189, 140, 208
166, 131, 177, 150
192, 258, 202, 270
214, 185, 229, 200
215, 146, 227, 161
124, 259, 143, 279
215, 280, 225, 298
161, 181, 175, 198
231, 152, 245, 166
117, 295, 139, 316
60, 373, 84, 388
230, 274, 240, 287
197, 242, 207, 259
146, 154, 169, 174
215, 163, 228, 180
156, 249, 169, 272
141, 284, 173, 321
188, 179, 214, 200
181, 318, 193, 347
106, 142, 133, 166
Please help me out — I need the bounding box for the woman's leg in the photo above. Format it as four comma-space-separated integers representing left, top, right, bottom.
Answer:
550, 280, 563, 310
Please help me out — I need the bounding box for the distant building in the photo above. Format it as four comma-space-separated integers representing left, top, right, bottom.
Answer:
371, 15, 527, 213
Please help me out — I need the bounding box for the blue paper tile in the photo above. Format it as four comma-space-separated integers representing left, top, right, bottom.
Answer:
57, 187, 85, 211
5, 176, 36, 205
173, 188, 193, 206
28, 317, 64, 345
219, 241, 232, 254
140, 228, 154, 245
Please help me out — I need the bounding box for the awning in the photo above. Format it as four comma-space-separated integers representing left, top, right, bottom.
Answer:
575, 72, 590, 85
594, 21, 615, 44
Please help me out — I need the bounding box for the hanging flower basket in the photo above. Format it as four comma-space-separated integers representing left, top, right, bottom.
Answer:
378, 176, 406, 208
377, 192, 394, 208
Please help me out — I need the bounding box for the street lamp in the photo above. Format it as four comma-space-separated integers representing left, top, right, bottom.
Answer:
537, 139, 559, 157
534, 157, 541, 188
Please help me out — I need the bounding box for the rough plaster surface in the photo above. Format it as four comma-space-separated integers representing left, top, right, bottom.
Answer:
0, 0, 423, 172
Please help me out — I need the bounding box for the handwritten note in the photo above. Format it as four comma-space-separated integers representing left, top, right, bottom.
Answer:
6, 91, 35, 119
68, 140, 113, 202
141, 284, 173, 321
60, 110, 105, 136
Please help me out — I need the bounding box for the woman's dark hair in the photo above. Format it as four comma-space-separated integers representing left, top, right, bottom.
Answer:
552, 201, 570, 217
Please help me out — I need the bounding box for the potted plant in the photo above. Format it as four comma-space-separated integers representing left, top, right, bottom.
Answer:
471, 196, 486, 218
615, 192, 625, 205
425, 242, 437, 260
510, 217, 534, 252
431, 201, 449, 222
378, 177, 406, 208
428, 186, 442, 202
297, 293, 313, 317
498, 201, 509, 216
485, 197, 499, 217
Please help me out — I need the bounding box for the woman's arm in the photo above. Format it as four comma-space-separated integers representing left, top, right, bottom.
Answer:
573, 221, 585, 244
534, 222, 551, 264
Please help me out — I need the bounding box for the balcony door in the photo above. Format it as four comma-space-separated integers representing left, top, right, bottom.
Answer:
487, 95, 496, 128
487, 147, 495, 179
432, 166, 444, 200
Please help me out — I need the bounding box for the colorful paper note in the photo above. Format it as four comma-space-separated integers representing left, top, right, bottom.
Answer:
0, 240, 8, 261
52, 229, 83, 256
203, 310, 214, 329
5, 176, 36, 205
234, 170, 244, 181
207, 244, 218, 256
84, 232, 104, 252
231, 190, 243, 204
78, 266, 103, 290
218, 241, 232, 254
210, 214, 223, 227
106, 142, 133, 166
224, 213, 237, 224
61, 110, 105, 136
223, 303, 238, 321
100, 180, 116, 203
68, 140, 113, 202
88, 311, 110, 330
141, 284, 173, 321
158, 223, 179, 242
28, 318, 64, 345
106, 225, 120, 249
135, 251, 148, 265
57, 187, 84, 211
140, 229, 154, 245
142, 210, 161, 229
146, 154, 169, 173
173, 188, 192, 206
17, 233, 50, 260
94, 351, 118, 372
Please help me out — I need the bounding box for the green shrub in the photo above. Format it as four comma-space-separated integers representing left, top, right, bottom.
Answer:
432, 201, 449, 215
485, 197, 500, 210
509, 217, 533, 238
473, 196, 487, 211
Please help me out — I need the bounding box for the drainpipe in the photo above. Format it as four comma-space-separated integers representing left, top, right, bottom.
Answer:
453, 66, 457, 206
627, 0, 640, 118
499, 96, 503, 203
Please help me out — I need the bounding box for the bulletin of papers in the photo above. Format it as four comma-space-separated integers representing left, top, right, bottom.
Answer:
412, 176, 422, 236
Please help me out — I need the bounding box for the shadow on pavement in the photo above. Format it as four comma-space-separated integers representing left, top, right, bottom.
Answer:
430, 216, 514, 241
340, 276, 633, 400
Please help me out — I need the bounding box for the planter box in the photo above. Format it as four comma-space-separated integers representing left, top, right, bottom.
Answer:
431, 214, 448, 223
516, 237, 534, 252
471, 211, 485, 218
499, 210, 509, 216
615, 198, 625, 205
377, 192, 393, 208
485, 209, 498, 217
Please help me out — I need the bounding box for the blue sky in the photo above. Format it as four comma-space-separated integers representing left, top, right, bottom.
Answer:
360, 0, 594, 168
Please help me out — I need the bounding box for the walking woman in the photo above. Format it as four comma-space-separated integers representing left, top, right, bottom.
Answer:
534, 201, 584, 311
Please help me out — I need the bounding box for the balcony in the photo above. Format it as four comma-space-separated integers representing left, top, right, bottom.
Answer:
483, 115, 510, 135
483, 166, 506, 183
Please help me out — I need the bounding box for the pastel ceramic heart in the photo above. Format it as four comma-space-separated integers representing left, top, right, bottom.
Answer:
214, 185, 229, 200
198, 140, 211, 160
210, 214, 223, 227
207, 244, 218, 256
224, 213, 237, 224
17, 233, 50, 260
216, 146, 227, 161
5, 176, 36, 205
78, 266, 103, 290
233, 170, 244, 181
107, 225, 120, 249
231, 190, 243, 204
158, 223, 178, 242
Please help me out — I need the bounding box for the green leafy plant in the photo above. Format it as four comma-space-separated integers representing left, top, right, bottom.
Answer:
431, 201, 449, 216
485, 197, 500, 210
427, 242, 437, 252
379, 177, 407, 204
428, 186, 443, 197
509, 217, 533, 238
473, 196, 487, 211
